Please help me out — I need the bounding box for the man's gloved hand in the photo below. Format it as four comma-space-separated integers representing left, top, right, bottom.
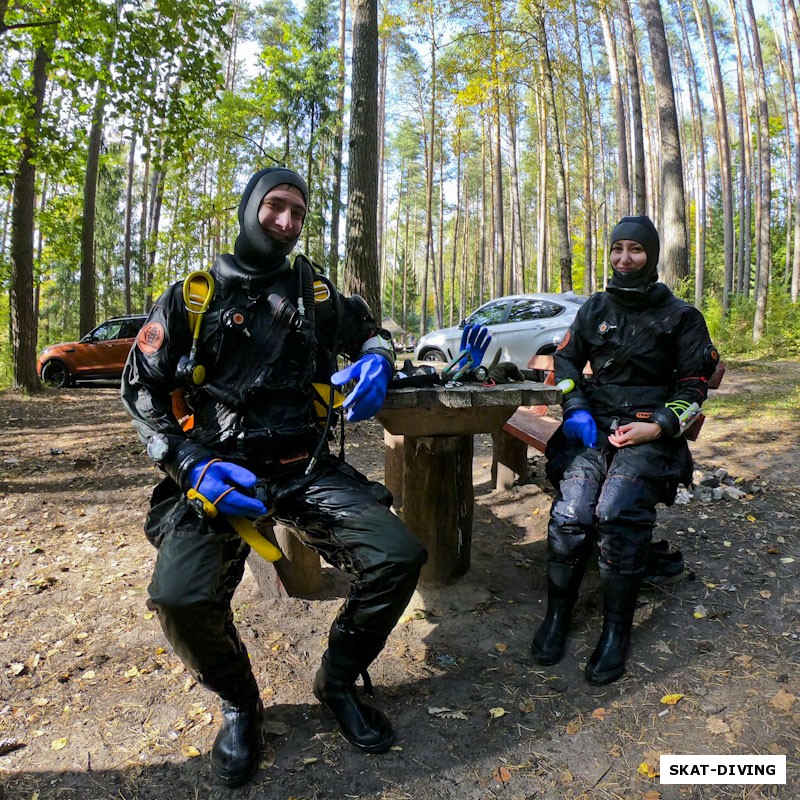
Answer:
562, 409, 597, 448
187, 459, 267, 517
458, 323, 492, 368
331, 353, 393, 422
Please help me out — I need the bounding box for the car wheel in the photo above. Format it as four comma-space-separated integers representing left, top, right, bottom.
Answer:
420, 347, 447, 362
41, 359, 73, 388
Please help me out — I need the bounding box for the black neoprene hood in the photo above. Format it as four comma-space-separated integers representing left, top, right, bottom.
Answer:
234, 167, 309, 270
610, 215, 660, 269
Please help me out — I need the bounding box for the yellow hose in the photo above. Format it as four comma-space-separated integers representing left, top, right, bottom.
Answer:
227, 516, 283, 562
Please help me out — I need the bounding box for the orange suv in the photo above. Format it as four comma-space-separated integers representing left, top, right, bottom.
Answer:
37, 315, 146, 387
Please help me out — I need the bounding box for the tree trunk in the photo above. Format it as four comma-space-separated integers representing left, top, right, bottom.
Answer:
328, 0, 347, 284
744, 0, 771, 340
620, 0, 646, 211
640, 0, 689, 287
600, 5, 630, 218
539, 11, 571, 291
80, 78, 108, 337
11, 44, 50, 391
784, 0, 800, 302
693, 0, 734, 311
344, 0, 381, 318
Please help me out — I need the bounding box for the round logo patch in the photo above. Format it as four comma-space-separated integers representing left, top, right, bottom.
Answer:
137, 322, 165, 355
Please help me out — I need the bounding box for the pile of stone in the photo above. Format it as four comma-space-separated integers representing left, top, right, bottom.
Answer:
674, 467, 765, 505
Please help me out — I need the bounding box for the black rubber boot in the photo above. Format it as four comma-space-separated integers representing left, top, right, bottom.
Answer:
313, 621, 394, 753
643, 541, 684, 587
210, 697, 264, 787
585, 573, 641, 685
531, 558, 587, 666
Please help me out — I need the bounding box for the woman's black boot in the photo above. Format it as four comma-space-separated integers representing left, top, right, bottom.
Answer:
531, 559, 587, 665
313, 621, 394, 753
585, 572, 641, 685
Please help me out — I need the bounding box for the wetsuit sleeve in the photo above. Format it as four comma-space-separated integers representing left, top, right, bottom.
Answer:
553, 304, 595, 417
120, 284, 214, 489
650, 307, 720, 437
335, 292, 395, 367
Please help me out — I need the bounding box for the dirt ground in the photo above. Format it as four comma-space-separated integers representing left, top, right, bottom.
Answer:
1, 362, 798, 800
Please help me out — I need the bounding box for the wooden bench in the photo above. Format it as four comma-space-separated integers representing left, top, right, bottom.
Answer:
491, 354, 726, 491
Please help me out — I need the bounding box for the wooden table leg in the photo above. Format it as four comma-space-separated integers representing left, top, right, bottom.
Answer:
402, 434, 474, 585
383, 431, 405, 509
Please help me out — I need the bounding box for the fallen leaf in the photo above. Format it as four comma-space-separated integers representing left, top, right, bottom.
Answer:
641, 791, 662, 800
693, 604, 708, 619
637, 761, 659, 779
660, 694, 684, 706
518, 698, 535, 714
495, 642, 507, 653
768, 689, 796, 712
124, 666, 139, 678
734, 655, 753, 667
428, 706, 468, 720
51, 737, 68, 750
759, 590, 772, 599
779, 557, 795, 564
181, 745, 201, 758
399, 609, 426, 623
706, 716, 731, 734
493, 766, 511, 783
566, 719, 582, 734
488, 707, 506, 719
591, 707, 606, 720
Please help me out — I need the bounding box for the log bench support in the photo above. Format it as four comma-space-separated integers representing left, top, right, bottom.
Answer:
491, 410, 560, 491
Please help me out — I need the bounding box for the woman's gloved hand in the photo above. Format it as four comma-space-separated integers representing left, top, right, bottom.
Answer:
331, 353, 393, 421
458, 323, 492, 368
187, 459, 267, 517
562, 409, 597, 448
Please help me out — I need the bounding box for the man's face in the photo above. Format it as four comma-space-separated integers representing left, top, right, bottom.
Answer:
610, 239, 648, 274
258, 184, 307, 242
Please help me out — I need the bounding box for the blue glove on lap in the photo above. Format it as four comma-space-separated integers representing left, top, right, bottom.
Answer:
188, 459, 267, 517
331, 353, 393, 422
458, 323, 492, 368
562, 409, 597, 448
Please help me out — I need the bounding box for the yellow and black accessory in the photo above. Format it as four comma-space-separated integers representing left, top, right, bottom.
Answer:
176, 270, 215, 386
186, 459, 283, 562
312, 382, 345, 423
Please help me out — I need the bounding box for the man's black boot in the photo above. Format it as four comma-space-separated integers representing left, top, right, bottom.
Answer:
531, 558, 587, 666
209, 671, 263, 788
313, 622, 394, 753
585, 572, 641, 685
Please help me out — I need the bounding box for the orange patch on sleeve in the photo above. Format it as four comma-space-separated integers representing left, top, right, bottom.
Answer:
137, 322, 166, 355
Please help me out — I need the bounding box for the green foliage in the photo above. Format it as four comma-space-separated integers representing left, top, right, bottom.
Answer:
702, 289, 800, 360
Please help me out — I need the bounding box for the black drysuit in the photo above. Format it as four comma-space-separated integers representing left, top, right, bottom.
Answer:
121, 254, 426, 706
545, 282, 718, 576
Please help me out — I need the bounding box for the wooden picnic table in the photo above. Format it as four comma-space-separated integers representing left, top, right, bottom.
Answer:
375, 380, 560, 586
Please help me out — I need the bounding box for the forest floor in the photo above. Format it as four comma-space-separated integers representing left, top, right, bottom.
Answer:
0, 360, 798, 800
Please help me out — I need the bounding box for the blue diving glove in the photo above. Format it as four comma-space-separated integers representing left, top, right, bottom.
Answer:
331, 353, 393, 422
187, 459, 267, 517
562, 409, 597, 448
458, 323, 492, 368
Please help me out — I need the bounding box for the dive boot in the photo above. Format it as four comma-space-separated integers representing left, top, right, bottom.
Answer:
531, 558, 588, 666
585, 572, 641, 685
313, 622, 394, 753
210, 698, 264, 787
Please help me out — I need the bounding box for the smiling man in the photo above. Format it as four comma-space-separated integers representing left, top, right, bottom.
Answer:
121, 167, 426, 787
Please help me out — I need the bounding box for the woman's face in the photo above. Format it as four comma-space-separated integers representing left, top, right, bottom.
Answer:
610, 239, 648, 273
